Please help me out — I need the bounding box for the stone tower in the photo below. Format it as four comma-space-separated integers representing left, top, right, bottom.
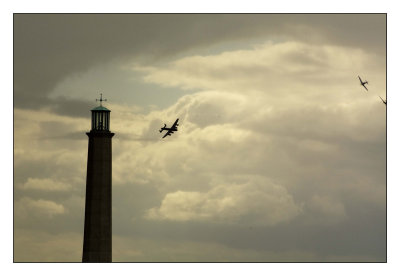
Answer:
82, 94, 114, 262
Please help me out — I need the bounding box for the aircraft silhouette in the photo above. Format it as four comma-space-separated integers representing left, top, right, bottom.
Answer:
379, 96, 387, 105
358, 76, 369, 91
159, 118, 179, 138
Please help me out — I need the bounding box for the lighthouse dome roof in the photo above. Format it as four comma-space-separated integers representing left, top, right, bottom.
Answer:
91, 105, 110, 112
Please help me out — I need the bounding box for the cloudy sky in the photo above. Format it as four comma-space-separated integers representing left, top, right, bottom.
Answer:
13, 13, 387, 263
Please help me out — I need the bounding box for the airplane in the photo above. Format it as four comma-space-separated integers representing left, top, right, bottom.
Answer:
358, 75, 369, 91
159, 118, 179, 138
379, 96, 387, 105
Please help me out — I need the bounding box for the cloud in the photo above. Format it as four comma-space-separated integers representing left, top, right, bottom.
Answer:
145, 180, 302, 226
15, 197, 66, 219
133, 41, 379, 95
305, 195, 347, 224
19, 178, 72, 192
112, 234, 382, 262
110, 82, 384, 225
14, 14, 385, 116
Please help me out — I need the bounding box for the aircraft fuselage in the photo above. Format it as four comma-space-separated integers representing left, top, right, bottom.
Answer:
159, 127, 178, 133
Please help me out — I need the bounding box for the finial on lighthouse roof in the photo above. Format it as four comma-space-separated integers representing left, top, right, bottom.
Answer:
96, 93, 107, 107
92, 93, 110, 112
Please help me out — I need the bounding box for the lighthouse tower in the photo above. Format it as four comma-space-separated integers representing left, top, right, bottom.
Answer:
82, 94, 114, 262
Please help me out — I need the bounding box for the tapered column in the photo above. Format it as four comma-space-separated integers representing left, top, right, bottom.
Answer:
82, 131, 114, 262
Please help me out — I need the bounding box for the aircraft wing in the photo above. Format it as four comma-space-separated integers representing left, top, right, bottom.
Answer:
162, 129, 174, 138
171, 118, 179, 128
358, 76, 362, 83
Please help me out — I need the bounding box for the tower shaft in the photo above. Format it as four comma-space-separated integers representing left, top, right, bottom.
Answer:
82, 131, 114, 262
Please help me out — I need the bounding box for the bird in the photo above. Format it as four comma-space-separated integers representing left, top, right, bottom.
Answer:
358, 75, 369, 91
379, 96, 386, 105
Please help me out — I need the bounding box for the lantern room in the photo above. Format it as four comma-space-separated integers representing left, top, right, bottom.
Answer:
91, 105, 110, 131
90, 94, 111, 132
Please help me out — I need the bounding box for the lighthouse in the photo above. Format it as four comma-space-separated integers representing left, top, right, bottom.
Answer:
82, 94, 114, 262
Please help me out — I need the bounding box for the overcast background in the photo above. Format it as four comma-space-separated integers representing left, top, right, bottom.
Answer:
13, 13, 387, 262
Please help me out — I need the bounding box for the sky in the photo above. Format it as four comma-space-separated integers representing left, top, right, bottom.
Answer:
13, 13, 388, 264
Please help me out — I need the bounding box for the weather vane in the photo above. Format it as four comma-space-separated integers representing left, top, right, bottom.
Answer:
96, 93, 107, 106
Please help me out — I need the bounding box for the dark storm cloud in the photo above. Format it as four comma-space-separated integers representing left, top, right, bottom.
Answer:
49, 97, 94, 118
14, 14, 385, 116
